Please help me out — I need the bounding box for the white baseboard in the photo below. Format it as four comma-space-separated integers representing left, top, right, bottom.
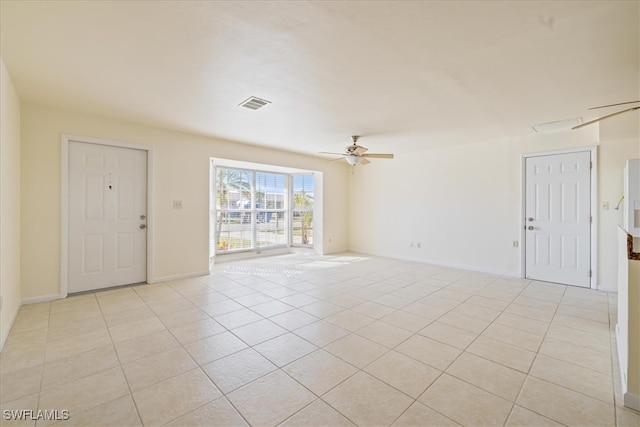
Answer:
212, 248, 291, 264
0, 302, 20, 352
3, 294, 62, 350
22, 294, 63, 305
624, 392, 640, 412
211, 245, 350, 265
321, 247, 350, 255
615, 324, 640, 412
597, 283, 618, 292
351, 249, 519, 278
149, 271, 210, 283
616, 324, 628, 395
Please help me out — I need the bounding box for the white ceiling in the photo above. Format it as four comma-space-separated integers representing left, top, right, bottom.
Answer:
1, 1, 638, 156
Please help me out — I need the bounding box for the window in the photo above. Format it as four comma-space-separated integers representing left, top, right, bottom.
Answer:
212, 166, 314, 254
292, 174, 314, 246
214, 168, 253, 251
255, 172, 287, 248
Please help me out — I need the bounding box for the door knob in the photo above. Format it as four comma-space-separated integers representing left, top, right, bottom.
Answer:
139, 224, 146, 229
140, 215, 146, 220
528, 226, 534, 230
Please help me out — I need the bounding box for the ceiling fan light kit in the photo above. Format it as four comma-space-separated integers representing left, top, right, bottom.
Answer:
345, 155, 361, 165
320, 135, 394, 168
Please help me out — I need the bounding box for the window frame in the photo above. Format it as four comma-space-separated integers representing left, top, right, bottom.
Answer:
213, 166, 313, 255
213, 167, 255, 253
290, 173, 315, 248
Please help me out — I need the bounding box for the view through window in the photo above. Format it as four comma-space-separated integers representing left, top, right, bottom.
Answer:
292, 174, 314, 246
213, 166, 314, 253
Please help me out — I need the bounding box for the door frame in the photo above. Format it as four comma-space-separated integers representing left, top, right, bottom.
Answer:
60, 134, 155, 297
520, 146, 598, 289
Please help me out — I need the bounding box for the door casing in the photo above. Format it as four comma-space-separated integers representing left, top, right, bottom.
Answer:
520, 146, 598, 289
61, 134, 154, 297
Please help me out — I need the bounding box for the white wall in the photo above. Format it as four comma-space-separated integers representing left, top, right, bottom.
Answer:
349, 138, 519, 275
349, 124, 637, 289
598, 113, 640, 291
20, 104, 349, 300
0, 58, 22, 350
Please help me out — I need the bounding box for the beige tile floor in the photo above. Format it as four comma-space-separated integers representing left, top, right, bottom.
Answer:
1, 253, 639, 426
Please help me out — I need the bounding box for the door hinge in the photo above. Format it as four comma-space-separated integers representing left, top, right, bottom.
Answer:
590, 216, 592, 224
590, 161, 593, 169
589, 270, 592, 278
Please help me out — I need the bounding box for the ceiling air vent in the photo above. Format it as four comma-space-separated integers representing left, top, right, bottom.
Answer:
239, 96, 271, 110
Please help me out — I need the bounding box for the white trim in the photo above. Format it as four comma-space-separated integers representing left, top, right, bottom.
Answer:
312, 171, 324, 254
60, 134, 155, 297
624, 392, 640, 412
149, 271, 210, 283
22, 294, 64, 304
212, 247, 325, 264
597, 283, 618, 292
288, 174, 293, 248
320, 247, 349, 255
616, 323, 640, 412
520, 146, 598, 288
591, 147, 599, 288
0, 301, 20, 352
616, 324, 628, 394
61, 139, 70, 297
209, 160, 215, 271
211, 158, 313, 175
214, 248, 291, 264
210, 159, 321, 265
355, 249, 519, 278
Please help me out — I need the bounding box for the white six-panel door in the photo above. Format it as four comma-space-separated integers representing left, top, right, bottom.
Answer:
525, 151, 591, 287
68, 141, 147, 293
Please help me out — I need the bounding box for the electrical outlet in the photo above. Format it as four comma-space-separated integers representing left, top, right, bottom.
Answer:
409, 242, 414, 248
173, 200, 182, 209
602, 202, 609, 211
512, 240, 519, 248
417, 242, 421, 248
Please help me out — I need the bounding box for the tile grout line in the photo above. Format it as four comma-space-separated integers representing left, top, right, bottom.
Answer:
3, 254, 630, 427
422, 276, 530, 426
95, 290, 146, 427
505, 281, 568, 426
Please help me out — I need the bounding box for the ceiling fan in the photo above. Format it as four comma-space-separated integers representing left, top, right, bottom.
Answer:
320, 136, 394, 166
572, 100, 640, 129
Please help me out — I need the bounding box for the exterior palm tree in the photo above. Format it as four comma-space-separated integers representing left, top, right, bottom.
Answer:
293, 192, 313, 245
215, 168, 251, 249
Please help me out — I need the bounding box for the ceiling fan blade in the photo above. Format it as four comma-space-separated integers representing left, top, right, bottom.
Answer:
361, 153, 394, 159
319, 151, 347, 156
346, 144, 368, 154
353, 146, 368, 155
360, 158, 371, 165
329, 157, 346, 162
572, 106, 640, 129
589, 100, 640, 110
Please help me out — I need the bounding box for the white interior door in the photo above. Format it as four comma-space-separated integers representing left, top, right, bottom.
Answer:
525, 151, 591, 287
68, 141, 147, 293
